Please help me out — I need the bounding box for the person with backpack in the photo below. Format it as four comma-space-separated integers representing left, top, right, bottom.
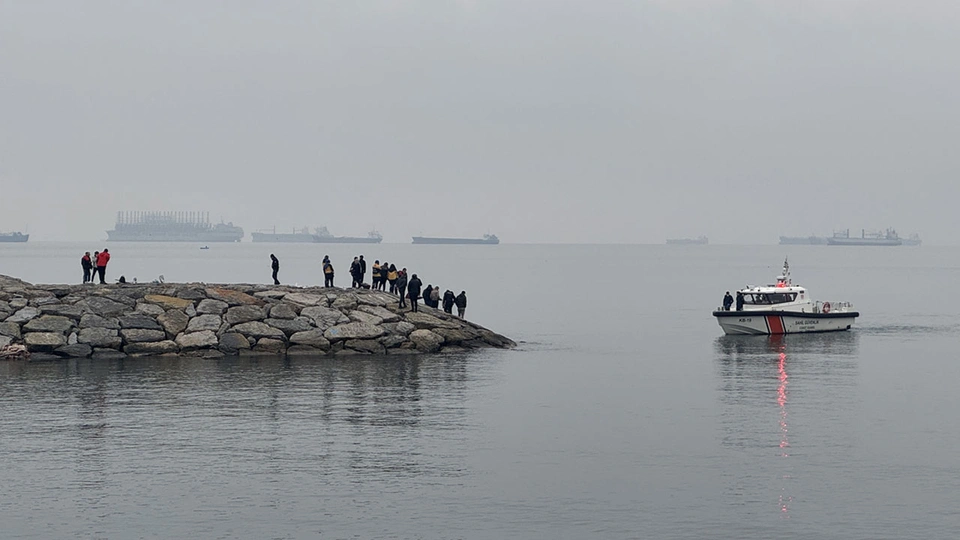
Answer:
323, 256, 335, 287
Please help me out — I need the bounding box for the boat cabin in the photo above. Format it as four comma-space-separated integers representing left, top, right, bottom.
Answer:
735, 259, 816, 313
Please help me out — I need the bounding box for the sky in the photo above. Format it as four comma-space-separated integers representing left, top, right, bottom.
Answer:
1, 0, 959, 244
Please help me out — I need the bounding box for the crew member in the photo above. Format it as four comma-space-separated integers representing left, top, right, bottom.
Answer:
722, 291, 733, 311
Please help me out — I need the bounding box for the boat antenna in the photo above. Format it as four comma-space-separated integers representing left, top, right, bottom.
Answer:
778, 257, 791, 286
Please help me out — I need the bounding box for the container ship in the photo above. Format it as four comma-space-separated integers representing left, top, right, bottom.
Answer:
252, 226, 382, 244
0, 231, 29, 243
827, 228, 902, 246
106, 211, 244, 242
412, 234, 499, 245
666, 236, 708, 245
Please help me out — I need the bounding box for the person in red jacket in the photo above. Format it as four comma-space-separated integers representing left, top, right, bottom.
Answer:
96, 248, 111, 284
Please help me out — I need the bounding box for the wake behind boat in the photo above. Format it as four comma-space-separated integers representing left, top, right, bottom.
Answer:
713, 259, 858, 335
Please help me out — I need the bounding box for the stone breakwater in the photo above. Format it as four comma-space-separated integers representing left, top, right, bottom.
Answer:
0, 275, 515, 361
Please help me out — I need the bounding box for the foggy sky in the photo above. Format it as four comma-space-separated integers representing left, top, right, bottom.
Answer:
2, 1, 959, 244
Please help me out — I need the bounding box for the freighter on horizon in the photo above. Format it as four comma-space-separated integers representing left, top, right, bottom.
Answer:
0, 231, 29, 243
106, 211, 244, 242
412, 234, 499, 245
251, 226, 382, 244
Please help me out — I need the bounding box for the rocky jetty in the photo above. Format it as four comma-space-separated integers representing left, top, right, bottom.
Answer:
0, 275, 515, 361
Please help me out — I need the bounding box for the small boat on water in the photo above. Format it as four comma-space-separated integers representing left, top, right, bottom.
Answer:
200, 246, 209, 250
713, 259, 858, 335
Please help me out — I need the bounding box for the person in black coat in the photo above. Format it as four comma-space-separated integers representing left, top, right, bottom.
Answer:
270, 254, 280, 285
350, 257, 361, 288
358, 255, 366, 285
442, 290, 455, 314
407, 273, 422, 312
422, 285, 433, 308
722, 291, 733, 311
396, 269, 408, 308
735, 292, 744, 311
455, 291, 467, 318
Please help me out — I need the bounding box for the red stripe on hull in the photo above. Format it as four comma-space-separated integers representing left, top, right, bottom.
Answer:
766, 315, 785, 334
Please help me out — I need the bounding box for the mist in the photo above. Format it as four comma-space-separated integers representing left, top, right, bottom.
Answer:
2, 1, 958, 244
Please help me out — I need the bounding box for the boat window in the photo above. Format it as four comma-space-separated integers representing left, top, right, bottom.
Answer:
744, 293, 796, 304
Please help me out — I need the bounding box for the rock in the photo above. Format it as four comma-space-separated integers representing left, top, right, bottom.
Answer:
230, 321, 285, 339
357, 292, 389, 307
186, 314, 222, 333
196, 299, 229, 315
479, 329, 517, 348
6, 306, 41, 323
345, 339, 385, 354
78, 328, 122, 348
183, 349, 225, 359
409, 329, 444, 352
348, 310, 383, 326
24, 332, 68, 352
205, 288, 261, 306
395, 321, 416, 336
79, 314, 120, 330
75, 296, 130, 317
124, 340, 179, 355
118, 314, 163, 330
283, 292, 326, 306
289, 329, 331, 350
218, 333, 252, 354
254, 290, 287, 299
176, 330, 219, 351
323, 322, 385, 341
0, 321, 22, 339
403, 312, 459, 330
434, 327, 481, 344
134, 302, 166, 317
331, 293, 358, 311
358, 304, 399, 323
253, 338, 286, 353
28, 352, 62, 362
120, 329, 167, 343
379, 334, 406, 349
0, 335, 12, 348
55, 343, 92, 358
300, 306, 349, 330
158, 309, 189, 336
68, 332, 78, 345
264, 317, 313, 336
23, 315, 74, 333
176, 288, 208, 301
142, 294, 193, 310
30, 295, 60, 306
8, 298, 28, 309
39, 304, 86, 319
92, 348, 128, 360
184, 304, 197, 317
285, 345, 328, 355
268, 303, 297, 319
224, 305, 265, 325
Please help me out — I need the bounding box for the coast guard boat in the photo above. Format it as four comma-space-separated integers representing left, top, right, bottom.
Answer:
713, 259, 858, 335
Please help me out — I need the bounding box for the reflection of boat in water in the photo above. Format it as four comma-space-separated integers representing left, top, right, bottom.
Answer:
666, 236, 708, 245
713, 258, 859, 335
827, 228, 902, 246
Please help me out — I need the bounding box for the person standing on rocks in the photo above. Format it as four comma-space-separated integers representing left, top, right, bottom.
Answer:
323, 256, 335, 287
387, 264, 398, 294
442, 289, 455, 314
81, 252, 93, 284
349, 257, 361, 288
270, 254, 280, 285
372, 260, 382, 290
430, 286, 441, 309
422, 284, 433, 308
96, 248, 111, 284
407, 272, 422, 312
359, 255, 366, 286
396, 268, 408, 309
455, 291, 467, 318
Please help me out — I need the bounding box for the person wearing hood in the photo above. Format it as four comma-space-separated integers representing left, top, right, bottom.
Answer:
455, 291, 467, 318
442, 290, 455, 314
81, 252, 93, 284
323, 256, 334, 287
396, 269, 408, 308
407, 273, 422, 312
387, 264, 398, 294
422, 285, 433, 308
270, 254, 280, 285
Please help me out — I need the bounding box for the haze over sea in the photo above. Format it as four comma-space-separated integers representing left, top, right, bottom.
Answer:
1, 242, 958, 539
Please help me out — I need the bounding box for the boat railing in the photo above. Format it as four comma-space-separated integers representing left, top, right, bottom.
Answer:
815, 300, 854, 313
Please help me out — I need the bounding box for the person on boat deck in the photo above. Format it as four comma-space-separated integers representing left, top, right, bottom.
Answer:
270, 254, 280, 285
722, 291, 733, 311
735, 292, 744, 311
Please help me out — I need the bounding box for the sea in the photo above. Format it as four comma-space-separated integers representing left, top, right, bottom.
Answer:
1, 242, 959, 539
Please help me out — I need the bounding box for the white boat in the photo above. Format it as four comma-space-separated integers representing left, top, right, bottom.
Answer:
713, 259, 859, 335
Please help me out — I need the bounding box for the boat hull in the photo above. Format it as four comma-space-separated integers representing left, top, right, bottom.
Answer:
412, 236, 499, 245
0, 233, 29, 243
826, 238, 901, 246
713, 310, 859, 335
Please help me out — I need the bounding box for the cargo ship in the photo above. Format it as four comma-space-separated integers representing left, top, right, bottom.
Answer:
827, 228, 902, 246
779, 235, 827, 245
412, 234, 499, 245
106, 211, 244, 242
0, 231, 29, 243
251, 226, 382, 243
666, 236, 708, 245
251, 227, 319, 243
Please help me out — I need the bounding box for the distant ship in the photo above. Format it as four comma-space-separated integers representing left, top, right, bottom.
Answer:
251, 227, 320, 243
902, 233, 922, 246
412, 234, 499, 245
666, 236, 708, 245
779, 235, 827, 245
106, 211, 244, 242
827, 228, 902, 246
252, 227, 382, 243
0, 231, 29, 243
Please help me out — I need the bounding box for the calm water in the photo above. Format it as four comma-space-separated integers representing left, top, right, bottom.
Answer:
2, 242, 960, 539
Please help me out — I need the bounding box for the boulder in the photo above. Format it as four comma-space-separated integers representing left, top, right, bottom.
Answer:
289, 329, 331, 350
39, 304, 86, 319
323, 322, 385, 341
184, 304, 197, 317
120, 329, 167, 343
268, 303, 298, 320
186, 314, 222, 333
285, 345, 329, 355
75, 296, 130, 317
124, 340, 179, 355
0, 335, 12, 348
55, 343, 92, 358
224, 305, 265, 325
196, 299, 229, 315
300, 306, 349, 330
409, 329, 444, 352
254, 290, 287, 299
218, 333, 252, 354
29, 296, 60, 306
253, 338, 286, 353
331, 293, 358, 311
283, 292, 326, 307
24, 332, 68, 352
358, 304, 400, 323
28, 352, 63, 362
205, 288, 261, 306
479, 330, 517, 348
357, 292, 389, 307
118, 314, 163, 330
403, 312, 459, 330
68, 332, 78, 345
176, 288, 208, 301
379, 334, 406, 349
348, 310, 383, 326
434, 327, 481, 344
134, 302, 166, 317
176, 330, 219, 351
79, 314, 120, 330
142, 294, 193, 310
8, 298, 28, 309
264, 317, 313, 336
0, 321, 22, 339
78, 328, 122, 348
6, 306, 41, 323
158, 309, 189, 336
230, 321, 285, 339
345, 339, 385, 354
92, 348, 128, 360
23, 315, 74, 334
395, 321, 416, 336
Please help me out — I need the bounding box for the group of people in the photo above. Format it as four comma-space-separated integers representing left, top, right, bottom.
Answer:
80, 249, 111, 284
269, 254, 468, 317
721, 291, 744, 311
